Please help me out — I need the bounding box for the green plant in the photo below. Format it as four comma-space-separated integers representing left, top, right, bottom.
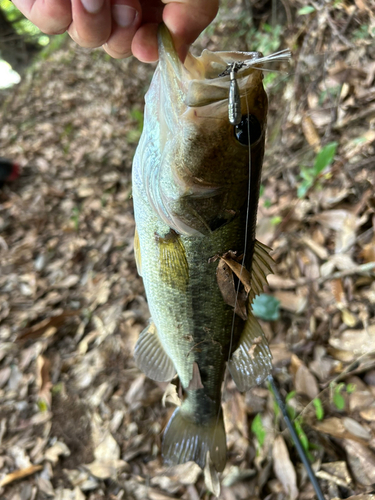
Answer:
312, 397, 324, 420
71, 207, 81, 231
298, 6, 316, 15
126, 108, 144, 144
252, 294, 280, 321
251, 413, 266, 447
271, 215, 282, 226
353, 25, 369, 40
298, 142, 338, 198
246, 24, 283, 55
332, 383, 346, 410
0, 1, 46, 45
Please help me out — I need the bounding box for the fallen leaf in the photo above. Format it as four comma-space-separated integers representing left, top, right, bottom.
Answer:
0, 464, 43, 487
343, 439, 375, 485
272, 435, 298, 500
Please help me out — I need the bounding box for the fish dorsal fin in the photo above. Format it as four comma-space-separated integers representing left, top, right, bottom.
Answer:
228, 311, 272, 392
134, 321, 176, 382
134, 227, 142, 276
249, 240, 275, 303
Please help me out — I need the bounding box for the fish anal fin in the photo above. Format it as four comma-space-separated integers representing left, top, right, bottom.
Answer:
134, 321, 176, 382
228, 311, 272, 391
162, 406, 226, 472
157, 230, 189, 289
134, 227, 142, 276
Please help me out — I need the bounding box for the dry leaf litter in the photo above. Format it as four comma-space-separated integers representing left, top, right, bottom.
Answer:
0, 1, 375, 499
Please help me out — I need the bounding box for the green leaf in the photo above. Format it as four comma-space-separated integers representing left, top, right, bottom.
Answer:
297, 179, 312, 198
252, 294, 280, 321
287, 404, 296, 420
285, 390, 296, 403
299, 168, 315, 182
271, 216, 282, 226
332, 383, 346, 410
313, 398, 324, 420
298, 6, 316, 15
346, 383, 356, 394
251, 414, 266, 447
295, 419, 309, 452
313, 142, 338, 175
38, 399, 48, 412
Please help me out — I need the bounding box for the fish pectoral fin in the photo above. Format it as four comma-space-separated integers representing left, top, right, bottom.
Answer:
162, 405, 226, 473
134, 321, 176, 382
228, 311, 272, 392
134, 227, 142, 277
249, 239, 275, 303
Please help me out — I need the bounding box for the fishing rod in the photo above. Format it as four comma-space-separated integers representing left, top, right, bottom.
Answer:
268, 375, 326, 500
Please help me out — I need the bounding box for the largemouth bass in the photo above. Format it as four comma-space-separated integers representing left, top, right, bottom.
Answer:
132, 24, 274, 473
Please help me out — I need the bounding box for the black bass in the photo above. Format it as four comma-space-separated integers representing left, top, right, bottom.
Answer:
132, 24, 275, 473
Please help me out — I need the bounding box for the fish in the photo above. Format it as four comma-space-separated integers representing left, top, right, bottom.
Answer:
132, 24, 276, 473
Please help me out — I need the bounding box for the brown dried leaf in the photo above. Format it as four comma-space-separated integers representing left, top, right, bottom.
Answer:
272, 435, 298, 500
17, 310, 80, 342
302, 115, 321, 151
343, 439, 375, 485
320, 461, 352, 487
295, 364, 319, 399
329, 325, 375, 359
313, 417, 369, 444
0, 464, 43, 487
216, 258, 247, 320
35, 355, 52, 408
220, 252, 252, 293
273, 290, 307, 313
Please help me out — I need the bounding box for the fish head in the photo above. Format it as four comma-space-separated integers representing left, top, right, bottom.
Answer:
142, 25, 268, 235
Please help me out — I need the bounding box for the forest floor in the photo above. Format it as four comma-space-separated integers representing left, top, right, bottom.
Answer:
0, 1, 375, 499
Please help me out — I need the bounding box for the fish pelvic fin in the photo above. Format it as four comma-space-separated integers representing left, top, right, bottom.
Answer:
228, 311, 272, 392
134, 321, 176, 382
162, 405, 226, 473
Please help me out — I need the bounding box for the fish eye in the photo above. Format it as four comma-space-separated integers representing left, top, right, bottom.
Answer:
234, 114, 262, 146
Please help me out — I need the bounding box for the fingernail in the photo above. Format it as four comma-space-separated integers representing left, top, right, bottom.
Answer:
112, 5, 137, 28
81, 0, 104, 14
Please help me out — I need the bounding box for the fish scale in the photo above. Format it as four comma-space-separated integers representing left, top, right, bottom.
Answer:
132, 23, 274, 473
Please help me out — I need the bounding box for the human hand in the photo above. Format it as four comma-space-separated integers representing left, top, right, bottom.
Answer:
12, 0, 219, 62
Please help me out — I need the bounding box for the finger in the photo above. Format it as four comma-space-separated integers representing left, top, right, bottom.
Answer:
162, 0, 219, 60
131, 23, 159, 62
103, 0, 142, 59
12, 0, 72, 35
68, 0, 112, 48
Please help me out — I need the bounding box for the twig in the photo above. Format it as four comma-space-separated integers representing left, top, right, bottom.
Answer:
316, 261, 375, 285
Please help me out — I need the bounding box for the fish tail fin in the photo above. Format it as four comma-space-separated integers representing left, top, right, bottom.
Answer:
162, 405, 226, 472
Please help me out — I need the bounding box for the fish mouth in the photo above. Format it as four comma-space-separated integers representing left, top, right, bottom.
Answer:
158, 23, 265, 112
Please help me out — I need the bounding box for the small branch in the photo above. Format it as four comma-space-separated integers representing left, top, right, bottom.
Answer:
317, 261, 375, 285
